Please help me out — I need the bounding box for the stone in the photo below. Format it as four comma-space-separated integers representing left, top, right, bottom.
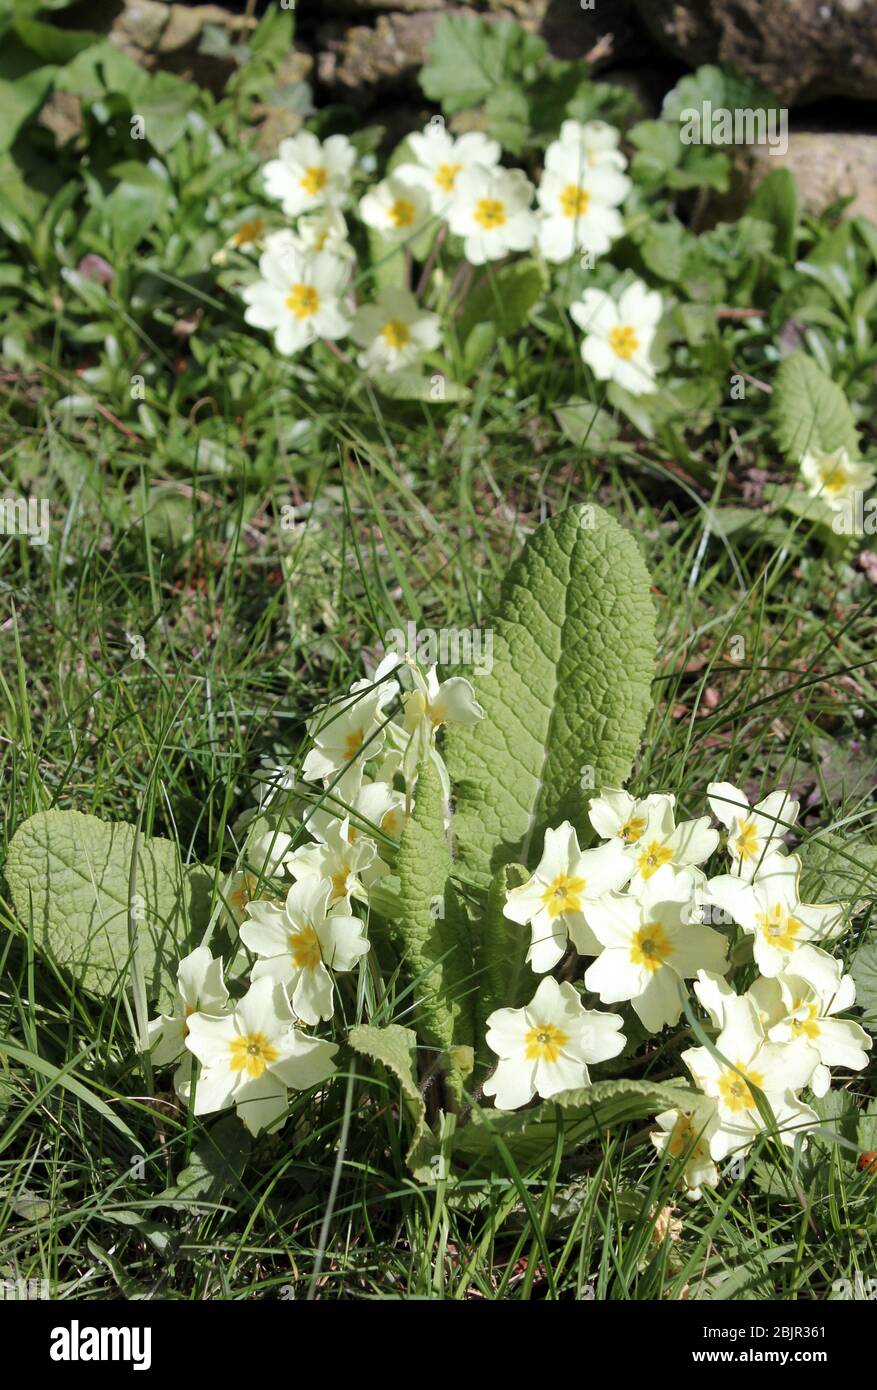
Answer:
316, 11, 445, 101
716, 130, 877, 225
631, 0, 877, 105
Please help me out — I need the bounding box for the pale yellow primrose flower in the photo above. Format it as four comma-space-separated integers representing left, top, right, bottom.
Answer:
536, 142, 629, 263
584, 867, 728, 1032
503, 820, 631, 970
393, 123, 501, 214
765, 944, 871, 1096
706, 852, 845, 977
483, 976, 625, 1110
359, 174, 432, 244
624, 798, 719, 893
682, 992, 818, 1162
185, 976, 338, 1136
707, 781, 798, 881
401, 660, 483, 786
650, 1098, 720, 1200
305, 774, 406, 848
262, 131, 355, 217
569, 280, 662, 396
241, 245, 351, 356
446, 165, 538, 265
800, 445, 875, 512
284, 817, 381, 907
588, 788, 675, 848
351, 287, 441, 377
302, 663, 399, 784
554, 118, 628, 172
148, 946, 230, 1101
241, 877, 369, 1025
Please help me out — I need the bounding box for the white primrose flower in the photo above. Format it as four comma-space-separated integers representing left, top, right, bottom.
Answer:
350, 287, 441, 377
211, 214, 267, 264
707, 852, 846, 977
401, 660, 483, 784
394, 124, 502, 213
248, 828, 296, 877
483, 976, 625, 1111
624, 798, 719, 894
447, 166, 538, 265
241, 877, 369, 1025
681, 992, 818, 1161
185, 976, 338, 1136
588, 788, 675, 848
706, 781, 799, 881
504, 821, 632, 970
536, 143, 629, 263
359, 174, 432, 243
800, 446, 875, 512
305, 775, 406, 847
765, 944, 872, 1096
262, 131, 356, 217
266, 209, 355, 261
301, 673, 397, 784
584, 868, 728, 1032
569, 280, 662, 396
650, 1098, 721, 1199
241, 246, 351, 356
552, 119, 627, 172
148, 947, 230, 1097
284, 818, 381, 906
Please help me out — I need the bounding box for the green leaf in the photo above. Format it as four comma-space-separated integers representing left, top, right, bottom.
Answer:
851, 944, 877, 1030
395, 761, 476, 1062
156, 1114, 251, 1211
745, 169, 799, 260
554, 399, 620, 454
373, 369, 470, 404
0, 1038, 142, 1149
348, 1022, 430, 1170
772, 351, 860, 461
444, 505, 656, 887
420, 13, 546, 115
5, 809, 210, 999
457, 258, 547, 344
456, 1078, 694, 1169
477, 863, 530, 1036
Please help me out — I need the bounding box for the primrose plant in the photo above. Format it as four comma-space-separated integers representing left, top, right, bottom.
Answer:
5, 505, 873, 1191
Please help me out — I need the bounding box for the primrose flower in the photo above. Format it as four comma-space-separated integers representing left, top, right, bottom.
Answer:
483, 976, 625, 1110
765, 944, 872, 1096
262, 131, 355, 216
569, 280, 662, 395
588, 789, 675, 848
536, 144, 629, 262
211, 214, 266, 264
359, 174, 432, 243
306, 775, 406, 847
241, 878, 369, 1024
553, 119, 627, 172
241, 245, 351, 356
800, 446, 875, 512
707, 781, 798, 880
681, 992, 818, 1160
248, 828, 296, 877
624, 798, 719, 894
650, 1098, 720, 1199
584, 868, 728, 1032
185, 976, 338, 1136
504, 821, 632, 969
284, 819, 381, 906
707, 853, 845, 977
394, 124, 501, 213
301, 675, 396, 784
401, 661, 483, 783
269, 208, 355, 261
351, 287, 441, 377
447, 166, 538, 265
148, 947, 230, 1096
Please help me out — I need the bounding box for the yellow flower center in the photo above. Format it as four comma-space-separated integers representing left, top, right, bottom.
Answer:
229, 873, 257, 915
382, 319, 411, 350
630, 921, 673, 973
540, 873, 586, 918
668, 1111, 708, 1159
524, 1023, 569, 1062
231, 217, 264, 247
381, 808, 401, 837
473, 197, 507, 229
434, 161, 462, 192
559, 183, 591, 218
636, 840, 674, 879
790, 1001, 821, 1040
344, 728, 364, 759
820, 460, 852, 494
609, 324, 640, 360
734, 818, 760, 862
755, 903, 802, 952
717, 1062, 764, 1113
286, 283, 320, 319
228, 1031, 279, 1080
388, 198, 415, 229
300, 165, 328, 196
330, 865, 351, 900
620, 815, 646, 844
288, 924, 322, 971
